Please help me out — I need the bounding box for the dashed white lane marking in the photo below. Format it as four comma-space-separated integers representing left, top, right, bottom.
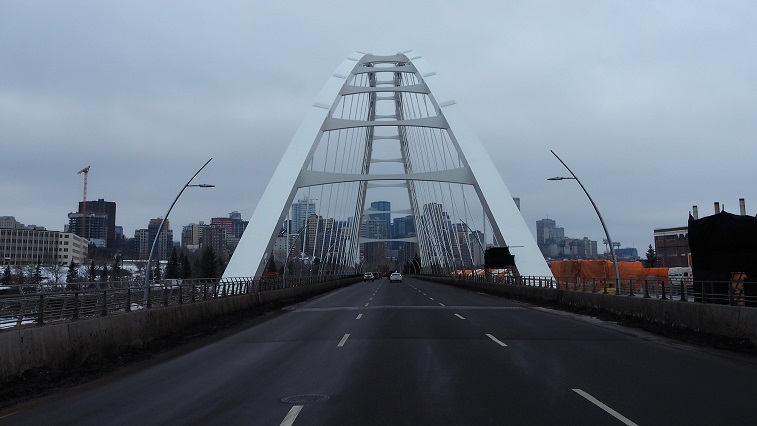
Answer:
572, 389, 638, 426
454, 314, 465, 320
364, 303, 369, 307
280, 405, 303, 426
439, 303, 445, 307
356, 313, 362, 320
337, 333, 350, 347
429, 297, 435, 301
485, 333, 508, 347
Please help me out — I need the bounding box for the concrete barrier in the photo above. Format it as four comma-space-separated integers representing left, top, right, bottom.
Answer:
0, 277, 360, 382
422, 276, 757, 344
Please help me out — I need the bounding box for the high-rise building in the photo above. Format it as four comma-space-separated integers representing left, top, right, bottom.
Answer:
393, 215, 415, 239
369, 201, 391, 239
67, 199, 117, 249
211, 212, 249, 252
291, 198, 317, 234
135, 219, 173, 260
201, 225, 228, 259
81, 199, 116, 248
67, 212, 108, 248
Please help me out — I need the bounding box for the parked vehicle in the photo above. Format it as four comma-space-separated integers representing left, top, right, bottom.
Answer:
389, 272, 402, 283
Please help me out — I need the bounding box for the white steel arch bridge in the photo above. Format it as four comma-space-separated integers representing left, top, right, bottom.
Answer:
224, 51, 552, 279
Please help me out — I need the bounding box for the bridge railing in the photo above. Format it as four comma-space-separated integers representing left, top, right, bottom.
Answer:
0, 275, 354, 330
438, 272, 757, 307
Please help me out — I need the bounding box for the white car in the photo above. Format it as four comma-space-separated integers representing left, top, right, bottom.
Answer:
389, 272, 402, 283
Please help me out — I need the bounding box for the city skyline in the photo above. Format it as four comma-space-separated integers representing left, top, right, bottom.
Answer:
2, 2, 756, 253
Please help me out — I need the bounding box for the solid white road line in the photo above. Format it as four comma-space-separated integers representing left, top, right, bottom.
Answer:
486, 333, 508, 347
280, 405, 303, 426
338, 333, 350, 347
356, 313, 363, 320
572, 389, 638, 426
454, 314, 465, 320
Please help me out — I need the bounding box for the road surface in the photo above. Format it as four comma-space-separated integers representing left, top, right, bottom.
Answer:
2, 277, 756, 425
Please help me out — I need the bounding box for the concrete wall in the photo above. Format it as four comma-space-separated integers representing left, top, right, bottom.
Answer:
0, 277, 359, 382
423, 276, 757, 344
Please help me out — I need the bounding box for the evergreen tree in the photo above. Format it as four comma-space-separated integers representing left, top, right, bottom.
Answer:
15, 266, 25, 285
33, 261, 42, 285
644, 244, 659, 268
111, 256, 122, 280
100, 264, 109, 282
88, 260, 97, 282
153, 262, 162, 283
180, 252, 192, 279
165, 247, 180, 279
200, 246, 217, 278
2, 265, 11, 285
265, 252, 277, 273
66, 260, 78, 283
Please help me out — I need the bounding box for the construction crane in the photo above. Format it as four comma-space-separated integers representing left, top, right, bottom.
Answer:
77, 166, 90, 238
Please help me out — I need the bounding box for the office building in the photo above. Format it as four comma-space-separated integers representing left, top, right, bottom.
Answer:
135, 219, 173, 260
0, 229, 87, 266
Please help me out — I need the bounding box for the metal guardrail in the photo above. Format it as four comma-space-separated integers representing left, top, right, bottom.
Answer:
0, 275, 353, 330
447, 273, 757, 307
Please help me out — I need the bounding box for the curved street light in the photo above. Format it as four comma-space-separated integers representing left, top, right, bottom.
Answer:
144, 158, 214, 296
548, 150, 624, 295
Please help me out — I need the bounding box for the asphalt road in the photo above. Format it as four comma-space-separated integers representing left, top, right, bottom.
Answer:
2, 277, 757, 425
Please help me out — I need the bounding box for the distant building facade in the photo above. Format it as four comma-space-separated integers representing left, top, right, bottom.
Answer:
291, 198, 316, 234
67, 199, 117, 249
654, 226, 690, 267
135, 219, 173, 260
0, 229, 87, 266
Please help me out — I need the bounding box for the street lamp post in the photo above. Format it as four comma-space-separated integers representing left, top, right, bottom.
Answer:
144, 158, 214, 301
548, 150, 625, 295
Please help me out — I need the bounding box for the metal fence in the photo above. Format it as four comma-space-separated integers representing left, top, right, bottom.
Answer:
0, 275, 352, 330
448, 272, 757, 307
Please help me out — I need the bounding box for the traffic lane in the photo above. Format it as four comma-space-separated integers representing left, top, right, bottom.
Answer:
303, 299, 613, 425
365, 279, 757, 424
439, 291, 757, 425
1, 302, 372, 425
402, 277, 525, 308
369, 277, 460, 308
299, 279, 383, 309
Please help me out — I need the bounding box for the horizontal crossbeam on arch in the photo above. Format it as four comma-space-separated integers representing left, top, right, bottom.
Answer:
360, 54, 408, 63
367, 182, 407, 189
322, 116, 448, 132
370, 157, 404, 163
359, 237, 419, 244
297, 168, 475, 187
362, 208, 414, 216
353, 65, 416, 74
340, 83, 429, 96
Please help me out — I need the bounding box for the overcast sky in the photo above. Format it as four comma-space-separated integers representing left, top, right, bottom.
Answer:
2, 1, 756, 253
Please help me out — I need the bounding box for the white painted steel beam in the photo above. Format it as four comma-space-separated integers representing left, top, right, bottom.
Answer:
224, 51, 553, 279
